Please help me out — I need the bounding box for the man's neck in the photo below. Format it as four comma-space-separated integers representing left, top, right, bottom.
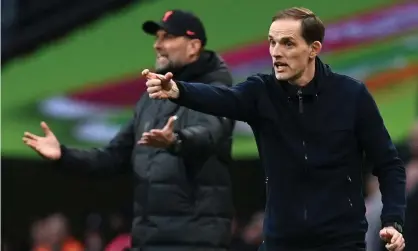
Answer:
289, 59, 316, 87
187, 54, 200, 65
158, 54, 201, 75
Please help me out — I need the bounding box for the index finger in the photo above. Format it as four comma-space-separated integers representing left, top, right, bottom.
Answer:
142, 69, 163, 80
141, 69, 150, 76
163, 116, 177, 131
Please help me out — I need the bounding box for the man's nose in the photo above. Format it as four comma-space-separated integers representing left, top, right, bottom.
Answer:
272, 46, 283, 58
153, 39, 162, 51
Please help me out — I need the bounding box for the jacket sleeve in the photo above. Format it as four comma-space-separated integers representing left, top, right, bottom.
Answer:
56, 96, 149, 174
355, 84, 406, 227
168, 109, 234, 159
58, 119, 135, 174
171, 75, 262, 122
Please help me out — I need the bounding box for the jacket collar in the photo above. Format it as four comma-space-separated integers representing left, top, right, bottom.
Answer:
273, 57, 332, 98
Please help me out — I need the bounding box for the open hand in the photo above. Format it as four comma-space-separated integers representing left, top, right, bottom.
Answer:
380, 227, 405, 251
22, 122, 62, 160
142, 69, 179, 99
138, 116, 177, 148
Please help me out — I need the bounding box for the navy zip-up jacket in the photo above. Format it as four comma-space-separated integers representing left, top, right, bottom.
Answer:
169, 58, 406, 249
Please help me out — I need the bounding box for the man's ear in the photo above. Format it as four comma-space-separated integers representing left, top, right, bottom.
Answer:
310, 41, 322, 58
187, 39, 202, 57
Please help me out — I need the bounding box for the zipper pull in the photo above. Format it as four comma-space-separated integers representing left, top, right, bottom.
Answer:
265, 176, 269, 196
297, 89, 303, 114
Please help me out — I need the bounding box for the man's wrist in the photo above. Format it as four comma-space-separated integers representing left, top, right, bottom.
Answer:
382, 222, 403, 233
168, 81, 180, 98
167, 133, 182, 153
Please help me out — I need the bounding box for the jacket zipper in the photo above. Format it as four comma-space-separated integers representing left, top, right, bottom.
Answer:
298, 89, 304, 114
265, 176, 269, 195
297, 89, 308, 221
347, 175, 353, 208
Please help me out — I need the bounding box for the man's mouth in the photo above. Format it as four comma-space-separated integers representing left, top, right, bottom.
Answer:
274, 62, 288, 67
157, 54, 168, 59
274, 62, 288, 71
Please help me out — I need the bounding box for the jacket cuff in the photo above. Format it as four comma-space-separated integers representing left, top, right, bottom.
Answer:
166, 132, 182, 155
169, 81, 186, 103
381, 217, 404, 232
54, 144, 69, 166
382, 221, 403, 233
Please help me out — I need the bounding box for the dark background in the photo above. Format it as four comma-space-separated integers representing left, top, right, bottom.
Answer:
1, 157, 266, 247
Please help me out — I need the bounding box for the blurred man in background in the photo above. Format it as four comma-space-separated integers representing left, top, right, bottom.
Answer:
31, 214, 83, 251
230, 212, 265, 251
31, 219, 48, 251
404, 120, 418, 251
23, 10, 235, 251
405, 121, 418, 192
241, 212, 264, 250
84, 231, 104, 251
365, 175, 383, 251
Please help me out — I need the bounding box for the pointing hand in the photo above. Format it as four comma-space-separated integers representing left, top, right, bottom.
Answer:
142, 69, 179, 99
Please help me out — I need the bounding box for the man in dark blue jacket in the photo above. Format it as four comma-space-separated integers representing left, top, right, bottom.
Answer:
142, 7, 406, 251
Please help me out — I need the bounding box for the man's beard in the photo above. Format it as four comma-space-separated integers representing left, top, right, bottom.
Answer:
155, 59, 183, 74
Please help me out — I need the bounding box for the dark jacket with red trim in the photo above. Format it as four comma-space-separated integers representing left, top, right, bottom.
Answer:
58, 51, 235, 251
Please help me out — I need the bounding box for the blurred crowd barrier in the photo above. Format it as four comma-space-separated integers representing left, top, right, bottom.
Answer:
2, 159, 266, 250
3, 211, 266, 251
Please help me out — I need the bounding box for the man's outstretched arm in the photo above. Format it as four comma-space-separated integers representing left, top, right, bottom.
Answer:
57, 97, 148, 174
144, 70, 263, 122
170, 77, 261, 122
58, 118, 135, 175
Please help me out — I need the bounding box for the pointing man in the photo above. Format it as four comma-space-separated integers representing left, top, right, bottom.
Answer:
143, 7, 406, 251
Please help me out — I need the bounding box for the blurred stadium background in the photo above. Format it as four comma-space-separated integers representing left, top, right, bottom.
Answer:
2, 0, 417, 250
